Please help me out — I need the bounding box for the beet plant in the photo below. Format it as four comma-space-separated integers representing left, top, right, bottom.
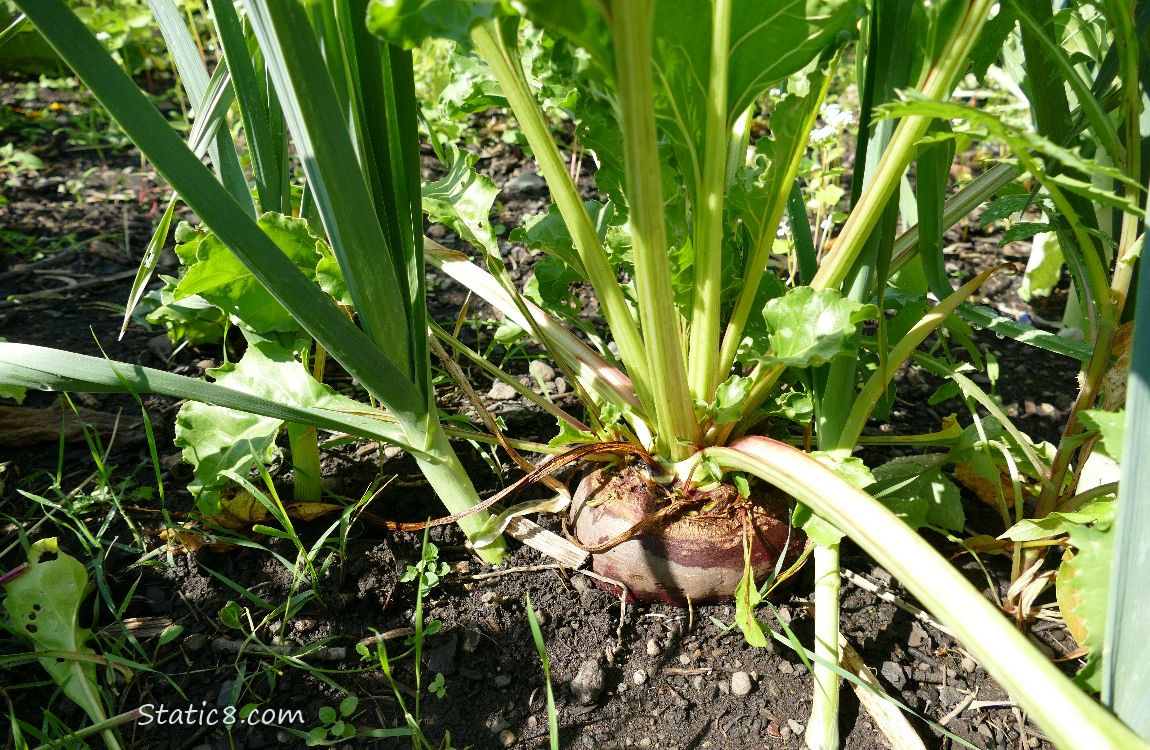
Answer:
1, 0, 1149, 748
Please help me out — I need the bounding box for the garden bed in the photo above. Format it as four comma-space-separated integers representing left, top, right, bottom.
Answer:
1, 79, 1082, 750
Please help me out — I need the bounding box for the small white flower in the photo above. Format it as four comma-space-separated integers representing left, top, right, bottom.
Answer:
821, 215, 836, 232
809, 125, 837, 145
776, 217, 791, 238
95, 31, 111, 41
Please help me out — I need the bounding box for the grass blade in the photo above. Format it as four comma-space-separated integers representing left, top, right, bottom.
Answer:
525, 592, 559, 750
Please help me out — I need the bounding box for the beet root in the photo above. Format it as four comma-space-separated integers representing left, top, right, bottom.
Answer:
569, 463, 807, 604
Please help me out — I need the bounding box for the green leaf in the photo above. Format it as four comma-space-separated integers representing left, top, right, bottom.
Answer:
366, 0, 498, 49
318, 705, 337, 725
1002, 222, 1055, 245
422, 146, 501, 257
523, 256, 582, 315
1058, 523, 1113, 691
339, 695, 359, 717
174, 334, 367, 513
1080, 410, 1125, 461
2, 538, 106, 728
980, 194, 1038, 225
1001, 500, 1115, 542
219, 600, 243, 629
1018, 230, 1064, 301
759, 287, 878, 368
734, 537, 768, 648
712, 375, 751, 425
870, 455, 964, 531
809, 453, 875, 490
510, 200, 622, 277
173, 214, 323, 333
792, 504, 843, 546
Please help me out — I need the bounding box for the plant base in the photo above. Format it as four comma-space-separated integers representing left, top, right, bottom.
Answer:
570, 463, 806, 604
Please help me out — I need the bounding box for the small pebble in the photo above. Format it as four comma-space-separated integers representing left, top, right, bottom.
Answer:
717, 680, 730, 695
528, 716, 538, 728
638, 739, 651, 748
646, 639, 661, 656
961, 656, 977, 673
881, 661, 906, 690
528, 359, 556, 382
499, 729, 516, 747
632, 669, 648, 685
678, 654, 691, 665
570, 659, 605, 705
690, 675, 705, 692
183, 633, 208, 653
788, 719, 805, 735
731, 671, 753, 696
488, 381, 519, 401
488, 717, 510, 734
494, 674, 512, 687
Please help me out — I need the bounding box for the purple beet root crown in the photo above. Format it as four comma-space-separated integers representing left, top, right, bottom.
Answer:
570, 463, 807, 605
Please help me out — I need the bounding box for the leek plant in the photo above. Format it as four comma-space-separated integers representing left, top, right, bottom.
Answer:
366, 0, 1148, 748
0, 0, 508, 562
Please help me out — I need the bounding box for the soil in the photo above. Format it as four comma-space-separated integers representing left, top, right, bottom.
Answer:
0, 80, 1085, 750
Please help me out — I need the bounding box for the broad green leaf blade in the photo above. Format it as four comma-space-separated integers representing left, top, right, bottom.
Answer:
173, 213, 322, 334
2, 539, 108, 730
244, 0, 417, 379
869, 455, 964, 532
175, 335, 363, 511
759, 287, 878, 368
0, 343, 413, 451
422, 146, 502, 257
1080, 410, 1126, 461
13, 0, 427, 431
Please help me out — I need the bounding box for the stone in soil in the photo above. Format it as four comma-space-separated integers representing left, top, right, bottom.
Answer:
488, 381, 519, 401
570, 659, 605, 705
730, 671, 754, 696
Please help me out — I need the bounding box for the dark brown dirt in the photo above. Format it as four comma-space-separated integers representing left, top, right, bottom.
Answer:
1, 80, 1084, 750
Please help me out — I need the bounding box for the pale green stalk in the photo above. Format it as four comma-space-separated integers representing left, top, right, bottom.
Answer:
469, 20, 656, 421
686, 0, 732, 402
613, 0, 699, 460
707, 438, 1148, 750
806, 542, 841, 750
716, 68, 835, 382
810, 0, 996, 293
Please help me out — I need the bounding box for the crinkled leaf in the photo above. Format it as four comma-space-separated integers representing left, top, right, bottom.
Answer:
142, 283, 227, 346
759, 287, 878, 367
980, 194, 1036, 225
1058, 523, 1113, 691
523, 256, 582, 315
1002, 222, 1054, 245
712, 375, 751, 425
422, 146, 501, 257
438, 48, 505, 116
2, 538, 105, 727
510, 199, 619, 276
173, 213, 323, 333
870, 455, 965, 531
1001, 500, 1115, 542
548, 418, 597, 448
366, 0, 499, 49
810, 452, 875, 490
735, 270, 788, 366
175, 335, 367, 513
1080, 409, 1125, 461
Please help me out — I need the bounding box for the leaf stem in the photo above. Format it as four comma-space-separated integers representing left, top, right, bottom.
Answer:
686, 0, 733, 403
612, 0, 700, 460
